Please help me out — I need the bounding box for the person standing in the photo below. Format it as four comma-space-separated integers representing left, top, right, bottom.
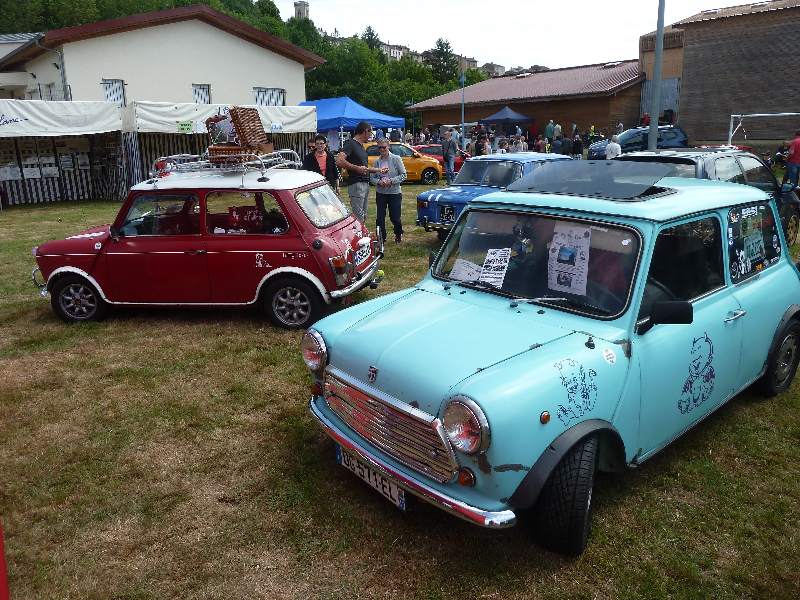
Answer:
441, 130, 458, 185
553, 122, 562, 140
544, 119, 555, 143
302, 134, 339, 190
535, 134, 546, 153
552, 135, 563, 155
605, 135, 622, 160
561, 134, 573, 157
782, 130, 800, 187
370, 139, 407, 243
572, 134, 583, 159
336, 122, 387, 223
404, 130, 413, 144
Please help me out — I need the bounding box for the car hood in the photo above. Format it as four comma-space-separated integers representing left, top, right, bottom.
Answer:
418, 185, 498, 204
326, 288, 575, 415
36, 224, 110, 256
589, 139, 609, 152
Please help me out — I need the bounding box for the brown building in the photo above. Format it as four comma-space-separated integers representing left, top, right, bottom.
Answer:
410, 60, 643, 135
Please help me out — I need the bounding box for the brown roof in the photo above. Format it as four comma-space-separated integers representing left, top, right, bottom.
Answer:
675, 0, 800, 25
411, 60, 641, 111
0, 4, 324, 71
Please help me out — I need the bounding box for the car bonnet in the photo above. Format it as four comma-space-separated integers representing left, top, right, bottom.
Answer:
418, 185, 499, 204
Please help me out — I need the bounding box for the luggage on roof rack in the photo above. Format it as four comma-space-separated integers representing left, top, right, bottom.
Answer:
150, 149, 302, 178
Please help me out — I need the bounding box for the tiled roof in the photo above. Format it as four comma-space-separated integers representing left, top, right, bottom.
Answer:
411, 60, 641, 110
0, 33, 39, 43
675, 0, 800, 25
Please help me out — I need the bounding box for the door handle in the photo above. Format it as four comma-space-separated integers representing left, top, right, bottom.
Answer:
723, 309, 747, 323
185, 249, 207, 255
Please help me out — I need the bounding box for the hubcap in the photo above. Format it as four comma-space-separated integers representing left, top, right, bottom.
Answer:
59, 283, 98, 320
775, 334, 798, 384
272, 286, 311, 326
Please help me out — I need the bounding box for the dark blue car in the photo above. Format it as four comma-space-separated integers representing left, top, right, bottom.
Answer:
587, 125, 688, 160
416, 153, 570, 240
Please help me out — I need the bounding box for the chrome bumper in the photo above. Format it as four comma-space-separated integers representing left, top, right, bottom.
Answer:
329, 257, 383, 299
309, 396, 517, 529
416, 216, 453, 232
31, 267, 48, 297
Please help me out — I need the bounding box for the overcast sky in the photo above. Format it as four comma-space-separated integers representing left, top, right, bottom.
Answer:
274, 0, 734, 69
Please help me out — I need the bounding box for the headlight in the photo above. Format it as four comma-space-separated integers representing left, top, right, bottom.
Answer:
301, 329, 327, 373
442, 396, 490, 454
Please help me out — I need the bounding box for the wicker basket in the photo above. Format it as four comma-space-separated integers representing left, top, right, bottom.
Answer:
207, 144, 247, 164
229, 106, 269, 148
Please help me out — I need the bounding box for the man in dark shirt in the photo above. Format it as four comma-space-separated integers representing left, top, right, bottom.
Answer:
441, 130, 458, 184
335, 121, 386, 223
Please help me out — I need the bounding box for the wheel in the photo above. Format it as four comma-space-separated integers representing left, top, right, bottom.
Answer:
437, 229, 448, 242
784, 209, 799, 246
422, 168, 439, 184
264, 277, 322, 329
50, 275, 107, 323
757, 321, 800, 397
532, 435, 597, 555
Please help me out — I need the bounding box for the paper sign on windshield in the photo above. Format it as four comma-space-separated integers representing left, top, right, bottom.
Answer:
479, 248, 512, 288
450, 258, 483, 282
548, 223, 591, 296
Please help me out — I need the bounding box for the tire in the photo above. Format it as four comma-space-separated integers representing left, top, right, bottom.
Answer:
264, 277, 322, 329
437, 229, 448, 242
50, 275, 108, 323
757, 321, 800, 397
421, 168, 439, 184
532, 435, 598, 556
784, 209, 799, 247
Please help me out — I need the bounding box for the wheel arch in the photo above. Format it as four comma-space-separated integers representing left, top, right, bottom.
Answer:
47, 266, 108, 301
255, 267, 330, 305
767, 304, 800, 363
508, 419, 625, 511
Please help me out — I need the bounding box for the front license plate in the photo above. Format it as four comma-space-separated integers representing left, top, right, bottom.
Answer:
354, 244, 371, 266
441, 205, 455, 222
336, 444, 406, 510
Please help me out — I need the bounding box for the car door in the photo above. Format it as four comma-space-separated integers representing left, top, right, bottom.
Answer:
104, 192, 209, 303
390, 143, 419, 180
635, 215, 743, 457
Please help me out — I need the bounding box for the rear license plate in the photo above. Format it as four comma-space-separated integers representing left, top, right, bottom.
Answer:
336, 444, 406, 510
354, 244, 371, 266
441, 205, 455, 222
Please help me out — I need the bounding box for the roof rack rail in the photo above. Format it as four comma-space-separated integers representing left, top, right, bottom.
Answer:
150, 149, 302, 179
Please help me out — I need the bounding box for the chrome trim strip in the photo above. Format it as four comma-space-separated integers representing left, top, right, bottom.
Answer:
329, 257, 381, 299
309, 397, 516, 529
31, 267, 46, 290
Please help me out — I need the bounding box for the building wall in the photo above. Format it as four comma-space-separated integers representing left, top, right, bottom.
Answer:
23, 53, 65, 99
639, 46, 684, 80
609, 83, 644, 131
679, 8, 800, 142
59, 19, 307, 105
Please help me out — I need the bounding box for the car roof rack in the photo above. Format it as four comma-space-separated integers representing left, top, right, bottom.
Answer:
149, 149, 302, 179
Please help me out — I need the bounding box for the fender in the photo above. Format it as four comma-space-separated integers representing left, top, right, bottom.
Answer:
46, 266, 110, 301
254, 267, 331, 304
508, 419, 623, 510
766, 304, 800, 363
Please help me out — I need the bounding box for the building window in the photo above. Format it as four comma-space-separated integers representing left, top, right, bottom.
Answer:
101, 78, 126, 107
192, 83, 211, 104
253, 87, 286, 107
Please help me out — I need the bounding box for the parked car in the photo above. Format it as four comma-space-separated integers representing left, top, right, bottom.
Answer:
364, 141, 443, 184
32, 153, 384, 328
416, 153, 570, 240
616, 148, 800, 245
587, 125, 688, 159
303, 160, 800, 555
413, 144, 471, 173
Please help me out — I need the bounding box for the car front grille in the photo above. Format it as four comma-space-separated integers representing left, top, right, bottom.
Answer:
323, 371, 458, 483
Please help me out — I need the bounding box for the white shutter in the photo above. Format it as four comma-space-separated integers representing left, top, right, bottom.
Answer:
101, 79, 126, 107
252, 87, 286, 107
192, 84, 211, 104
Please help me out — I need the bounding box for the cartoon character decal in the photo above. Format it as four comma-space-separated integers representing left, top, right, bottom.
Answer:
678, 332, 716, 414
554, 358, 598, 425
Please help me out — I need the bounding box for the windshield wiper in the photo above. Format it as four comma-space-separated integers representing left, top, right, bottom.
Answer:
527, 296, 568, 304
528, 296, 613, 316
457, 279, 501, 291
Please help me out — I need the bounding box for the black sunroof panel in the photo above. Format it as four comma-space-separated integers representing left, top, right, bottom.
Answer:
506, 160, 674, 200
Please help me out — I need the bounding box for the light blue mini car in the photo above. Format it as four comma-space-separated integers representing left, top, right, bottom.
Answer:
302, 160, 800, 555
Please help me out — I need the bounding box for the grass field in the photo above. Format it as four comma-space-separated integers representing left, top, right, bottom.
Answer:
1, 185, 799, 599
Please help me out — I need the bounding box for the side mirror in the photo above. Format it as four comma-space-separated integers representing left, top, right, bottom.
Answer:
109, 225, 120, 242
637, 300, 693, 335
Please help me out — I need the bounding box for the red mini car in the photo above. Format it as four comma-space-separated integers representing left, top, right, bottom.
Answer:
413, 144, 470, 173
32, 154, 383, 328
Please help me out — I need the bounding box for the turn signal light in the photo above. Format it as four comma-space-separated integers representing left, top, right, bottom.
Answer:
330, 255, 347, 270
310, 381, 323, 396
457, 467, 476, 487
417, 200, 428, 209
540, 411, 550, 424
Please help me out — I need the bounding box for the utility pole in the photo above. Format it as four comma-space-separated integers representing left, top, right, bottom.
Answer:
460, 71, 466, 150
648, 0, 666, 151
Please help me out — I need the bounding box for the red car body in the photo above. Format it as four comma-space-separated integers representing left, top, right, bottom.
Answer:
413, 144, 470, 172
32, 167, 382, 328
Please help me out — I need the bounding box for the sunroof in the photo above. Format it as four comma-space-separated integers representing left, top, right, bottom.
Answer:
506, 160, 674, 201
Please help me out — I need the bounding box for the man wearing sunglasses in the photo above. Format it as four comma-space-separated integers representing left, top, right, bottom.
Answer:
336, 121, 388, 223
370, 139, 407, 243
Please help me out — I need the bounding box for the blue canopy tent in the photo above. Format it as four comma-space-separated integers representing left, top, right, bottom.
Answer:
478, 105, 532, 125
300, 97, 405, 131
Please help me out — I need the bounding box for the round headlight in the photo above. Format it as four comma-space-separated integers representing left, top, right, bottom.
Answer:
301, 329, 327, 373
442, 397, 490, 455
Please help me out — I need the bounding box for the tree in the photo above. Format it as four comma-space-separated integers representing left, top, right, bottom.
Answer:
285, 16, 327, 56
360, 26, 381, 51
424, 38, 459, 85
463, 68, 487, 86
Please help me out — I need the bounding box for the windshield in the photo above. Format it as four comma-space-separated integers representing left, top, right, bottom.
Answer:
295, 184, 351, 227
453, 160, 523, 187
433, 210, 640, 317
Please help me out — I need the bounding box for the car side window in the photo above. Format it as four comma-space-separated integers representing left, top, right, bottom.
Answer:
639, 217, 724, 319
621, 132, 644, 151
391, 144, 413, 157
714, 156, 746, 184
426, 146, 443, 156
366, 145, 380, 156
728, 203, 781, 283
205, 190, 288, 235
119, 193, 199, 236
738, 156, 777, 193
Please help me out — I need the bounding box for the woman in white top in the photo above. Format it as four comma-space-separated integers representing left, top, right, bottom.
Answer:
605, 135, 622, 160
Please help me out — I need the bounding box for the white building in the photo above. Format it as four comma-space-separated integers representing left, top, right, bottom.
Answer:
0, 5, 324, 106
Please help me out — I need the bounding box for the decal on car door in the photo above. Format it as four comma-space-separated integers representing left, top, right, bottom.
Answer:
678, 332, 715, 414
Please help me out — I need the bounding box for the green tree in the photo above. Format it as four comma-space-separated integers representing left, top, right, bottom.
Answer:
463, 68, 486, 86
285, 15, 327, 55
360, 25, 381, 51
40, 0, 100, 29
424, 38, 459, 85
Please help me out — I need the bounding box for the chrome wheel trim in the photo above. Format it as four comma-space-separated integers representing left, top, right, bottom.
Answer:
58, 282, 98, 320
272, 286, 311, 326
775, 333, 798, 385
422, 169, 438, 184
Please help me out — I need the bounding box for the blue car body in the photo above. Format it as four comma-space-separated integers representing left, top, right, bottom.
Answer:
304, 165, 800, 554
415, 153, 570, 237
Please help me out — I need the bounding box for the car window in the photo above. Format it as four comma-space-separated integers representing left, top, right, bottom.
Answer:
639, 217, 724, 319
391, 144, 413, 157
728, 203, 781, 283
714, 156, 746, 184
366, 145, 380, 156
424, 145, 443, 156
206, 191, 288, 235
296, 184, 351, 228
119, 193, 199, 236
738, 155, 777, 193
454, 160, 523, 187
619, 130, 644, 150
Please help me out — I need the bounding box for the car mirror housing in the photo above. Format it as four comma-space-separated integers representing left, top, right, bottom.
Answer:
109, 225, 120, 242
637, 300, 693, 335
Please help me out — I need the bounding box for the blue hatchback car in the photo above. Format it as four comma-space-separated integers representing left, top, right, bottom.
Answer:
416, 153, 570, 240
303, 161, 800, 555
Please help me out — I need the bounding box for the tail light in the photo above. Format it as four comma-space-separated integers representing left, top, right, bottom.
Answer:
417, 200, 428, 209
329, 249, 354, 286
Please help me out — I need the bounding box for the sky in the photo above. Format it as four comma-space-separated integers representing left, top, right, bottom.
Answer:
274, 0, 736, 69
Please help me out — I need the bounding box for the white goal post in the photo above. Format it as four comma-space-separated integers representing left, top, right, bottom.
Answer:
728, 112, 800, 145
